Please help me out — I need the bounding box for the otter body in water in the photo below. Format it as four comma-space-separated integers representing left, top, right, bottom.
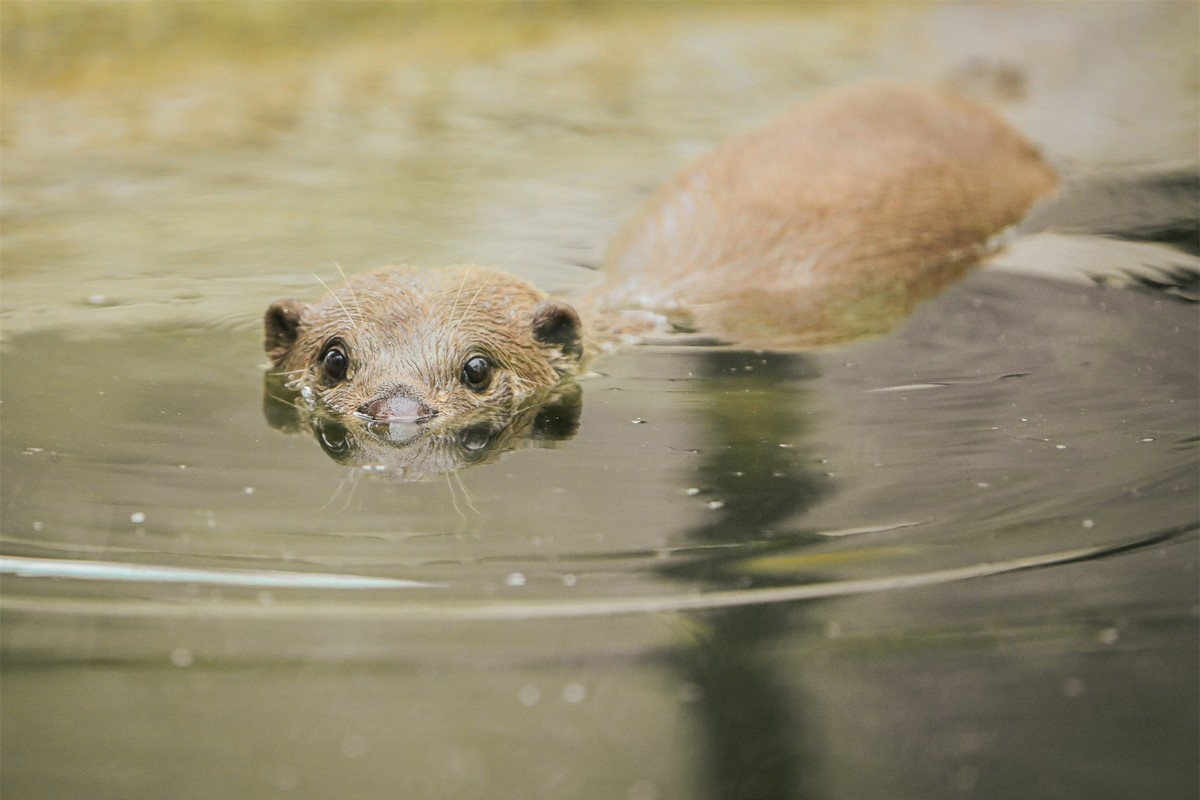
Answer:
265, 82, 1057, 426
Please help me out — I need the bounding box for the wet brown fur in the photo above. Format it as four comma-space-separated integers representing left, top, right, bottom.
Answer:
266, 266, 582, 425
265, 82, 1057, 423
598, 82, 1058, 347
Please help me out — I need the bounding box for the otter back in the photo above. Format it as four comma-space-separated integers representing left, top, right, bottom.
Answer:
597, 82, 1058, 347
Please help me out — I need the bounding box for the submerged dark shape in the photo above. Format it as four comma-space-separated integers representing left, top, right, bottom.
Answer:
263, 81, 1057, 437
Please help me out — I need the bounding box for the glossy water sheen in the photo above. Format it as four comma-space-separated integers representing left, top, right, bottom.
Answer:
2, 4, 1197, 799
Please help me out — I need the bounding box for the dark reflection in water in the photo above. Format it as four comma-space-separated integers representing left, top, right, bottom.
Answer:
262, 372, 583, 479
664, 352, 828, 800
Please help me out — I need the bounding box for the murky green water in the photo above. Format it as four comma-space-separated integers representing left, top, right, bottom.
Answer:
2, 3, 1197, 799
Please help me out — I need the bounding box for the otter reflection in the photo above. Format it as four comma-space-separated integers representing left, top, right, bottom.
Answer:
262, 373, 582, 479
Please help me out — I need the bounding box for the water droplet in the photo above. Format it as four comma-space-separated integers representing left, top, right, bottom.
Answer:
1097, 627, 1119, 645
242, 487, 255, 495
631, 417, 646, 425
169, 648, 194, 668
1054, 444, 1067, 450
1081, 519, 1095, 530
561, 574, 577, 588
1138, 437, 1155, 443
562, 683, 587, 704
504, 572, 527, 588
130, 512, 146, 524
976, 482, 990, 489
706, 500, 725, 511
32, 521, 43, 532
685, 487, 702, 496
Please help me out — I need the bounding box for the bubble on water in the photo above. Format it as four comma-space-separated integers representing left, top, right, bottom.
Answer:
242, 486, 255, 495
953, 765, 980, 793
340, 733, 368, 759
169, 648, 194, 668
32, 521, 43, 532
504, 572, 527, 588
130, 512, 146, 524
518, 685, 541, 706
631, 417, 646, 424
269, 765, 301, 792
561, 574, 577, 588
685, 487, 702, 496
562, 683, 587, 704
706, 500, 725, 511
976, 482, 990, 489
1097, 627, 1119, 645
627, 779, 659, 800
1063, 677, 1085, 698
1054, 444, 1067, 450
258, 591, 274, 606
1138, 437, 1155, 443
825, 621, 842, 639
1081, 519, 1095, 529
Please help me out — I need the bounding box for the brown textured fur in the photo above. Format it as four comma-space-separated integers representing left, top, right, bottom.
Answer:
597, 82, 1058, 346
265, 82, 1057, 424
265, 266, 582, 425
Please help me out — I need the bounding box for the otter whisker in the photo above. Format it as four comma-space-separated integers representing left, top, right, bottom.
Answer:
449, 267, 474, 329
312, 271, 357, 331
318, 468, 356, 512
266, 392, 311, 414
444, 472, 468, 523
452, 470, 479, 516
333, 260, 362, 320
453, 269, 496, 333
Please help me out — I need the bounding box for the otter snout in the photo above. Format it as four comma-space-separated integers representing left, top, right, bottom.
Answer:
357, 393, 435, 423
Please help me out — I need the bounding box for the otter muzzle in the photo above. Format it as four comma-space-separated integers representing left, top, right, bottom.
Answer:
357, 394, 435, 423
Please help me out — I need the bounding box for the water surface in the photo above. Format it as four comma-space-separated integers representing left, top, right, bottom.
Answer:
2, 3, 1197, 799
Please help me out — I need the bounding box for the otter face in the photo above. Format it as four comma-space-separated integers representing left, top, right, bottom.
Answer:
264, 266, 584, 427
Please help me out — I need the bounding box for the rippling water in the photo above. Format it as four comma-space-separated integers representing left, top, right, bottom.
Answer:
2, 3, 1197, 799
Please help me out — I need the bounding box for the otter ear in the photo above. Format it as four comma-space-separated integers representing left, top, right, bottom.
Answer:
531, 300, 583, 360
264, 299, 306, 366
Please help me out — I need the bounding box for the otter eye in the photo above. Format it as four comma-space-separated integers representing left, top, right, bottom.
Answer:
461, 355, 492, 391
320, 341, 350, 383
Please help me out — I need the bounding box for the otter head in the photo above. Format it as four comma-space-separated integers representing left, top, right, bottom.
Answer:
264, 266, 584, 427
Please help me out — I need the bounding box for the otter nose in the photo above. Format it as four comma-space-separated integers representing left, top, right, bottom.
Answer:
357, 394, 434, 423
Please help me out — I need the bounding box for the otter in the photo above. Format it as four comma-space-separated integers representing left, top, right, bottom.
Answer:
264, 82, 1057, 427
